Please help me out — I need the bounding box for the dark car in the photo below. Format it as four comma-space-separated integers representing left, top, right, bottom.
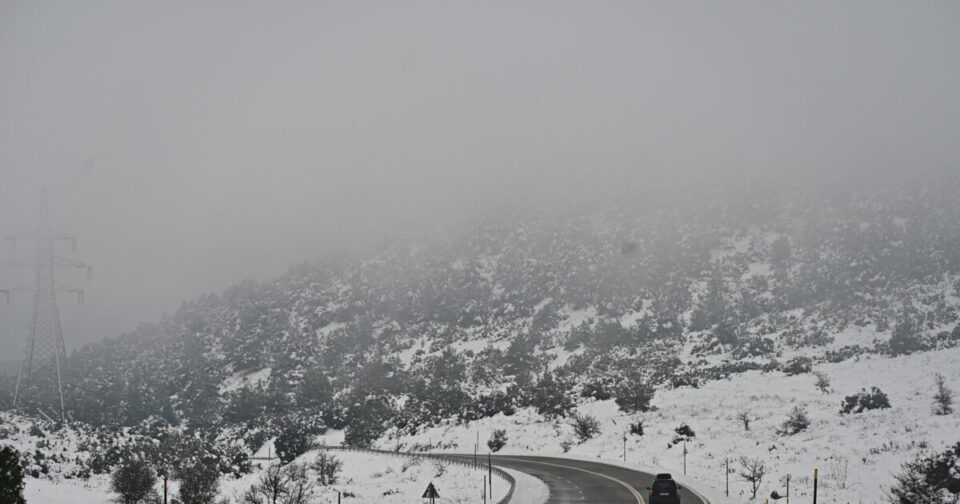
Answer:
646, 476, 681, 504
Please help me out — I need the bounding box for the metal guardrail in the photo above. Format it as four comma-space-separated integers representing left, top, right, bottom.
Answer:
317, 445, 516, 504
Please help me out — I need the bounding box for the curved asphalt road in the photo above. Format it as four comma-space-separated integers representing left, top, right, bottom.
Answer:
448, 455, 707, 504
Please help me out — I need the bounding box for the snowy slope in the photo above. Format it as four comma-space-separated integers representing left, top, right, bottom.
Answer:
380, 347, 960, 503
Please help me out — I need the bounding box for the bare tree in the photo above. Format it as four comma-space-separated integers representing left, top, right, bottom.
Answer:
241, 463, 315, 504
933, 374, 954, 415
827, 456, 849, 490
311, 452, 343, 486
739, 457, 766, 499
433, 458, 450, 477
814, 372, 831, 394
737, 411, 751, 431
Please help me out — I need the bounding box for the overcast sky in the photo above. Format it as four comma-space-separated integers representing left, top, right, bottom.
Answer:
1, 0, 958, 355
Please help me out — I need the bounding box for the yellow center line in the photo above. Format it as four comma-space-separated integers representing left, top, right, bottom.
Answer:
497, 457, 646, 504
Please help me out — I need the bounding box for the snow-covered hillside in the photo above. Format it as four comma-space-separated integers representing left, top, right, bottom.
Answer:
382, 347, 960, 504
7, 428, 511, 504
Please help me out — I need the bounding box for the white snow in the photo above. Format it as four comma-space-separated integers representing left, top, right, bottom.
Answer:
221, 449, 510, 504
220, 367, 272, 393
384, 347, 960, 503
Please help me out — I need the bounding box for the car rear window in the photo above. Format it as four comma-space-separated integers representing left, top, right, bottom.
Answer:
652, 480, 677, 493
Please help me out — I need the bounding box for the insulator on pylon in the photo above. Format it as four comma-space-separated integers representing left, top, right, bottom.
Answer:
86, 266, 93, 279
77, 290, 84, 304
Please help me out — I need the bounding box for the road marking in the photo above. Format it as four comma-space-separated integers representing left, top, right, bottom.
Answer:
498, 457, 646, 504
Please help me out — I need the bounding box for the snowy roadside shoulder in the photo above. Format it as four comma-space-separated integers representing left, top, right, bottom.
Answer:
499, 465, 550, 504
221, 448, 512, 504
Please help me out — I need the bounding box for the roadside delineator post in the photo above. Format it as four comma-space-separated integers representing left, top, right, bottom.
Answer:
813, 469, 819, 504
725, 458, 729, 497
488, 452, 493, 498
683, 441, 688, 475
785, 473, 791, 504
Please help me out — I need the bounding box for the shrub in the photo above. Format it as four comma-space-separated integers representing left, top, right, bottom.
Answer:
737, 411, 751, 431
580, 381, 613, 401
778, 406, 810, 435
572, 414, 601, 443
840, 387, 891, 415
674, 423, 696, 439
888, 442, 960, 504
487, 429, 507, 453
814, 372, 831, 394
783, 356, 813, 376
628, 420, 644, 436
312, 452, 342, 486
111, 457, 157, 504
0, 446, 26, 504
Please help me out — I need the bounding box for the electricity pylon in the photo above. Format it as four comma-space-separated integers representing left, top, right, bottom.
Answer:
2, 193, 91, 422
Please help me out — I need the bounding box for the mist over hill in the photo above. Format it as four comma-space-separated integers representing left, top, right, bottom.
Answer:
4, 172, 958, 434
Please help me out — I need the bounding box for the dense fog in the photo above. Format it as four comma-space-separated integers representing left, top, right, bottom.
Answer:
2, 0, 958, 355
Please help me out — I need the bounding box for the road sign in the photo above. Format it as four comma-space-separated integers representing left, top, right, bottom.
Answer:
422, 482, 441, 500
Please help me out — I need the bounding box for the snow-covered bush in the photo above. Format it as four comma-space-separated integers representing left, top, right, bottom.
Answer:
487, 429, 507, 453
778, 406, 810, 435
783, 356, 813, 376
674, 423, 696, 440
888, 442, 960, 504
840, 387, 891, 415
572, 414, 601, 442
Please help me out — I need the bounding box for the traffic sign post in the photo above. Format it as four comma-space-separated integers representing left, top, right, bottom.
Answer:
422, 482, 440, 504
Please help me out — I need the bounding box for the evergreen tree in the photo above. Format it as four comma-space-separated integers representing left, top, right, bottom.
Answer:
0, 446, 26, 504
888, 442, 960, 504
528, 370, 574, 419
111, 457, 157, 504
178, 458, 221, 504
614, 373, 655, 413
890, 310, 925, 356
